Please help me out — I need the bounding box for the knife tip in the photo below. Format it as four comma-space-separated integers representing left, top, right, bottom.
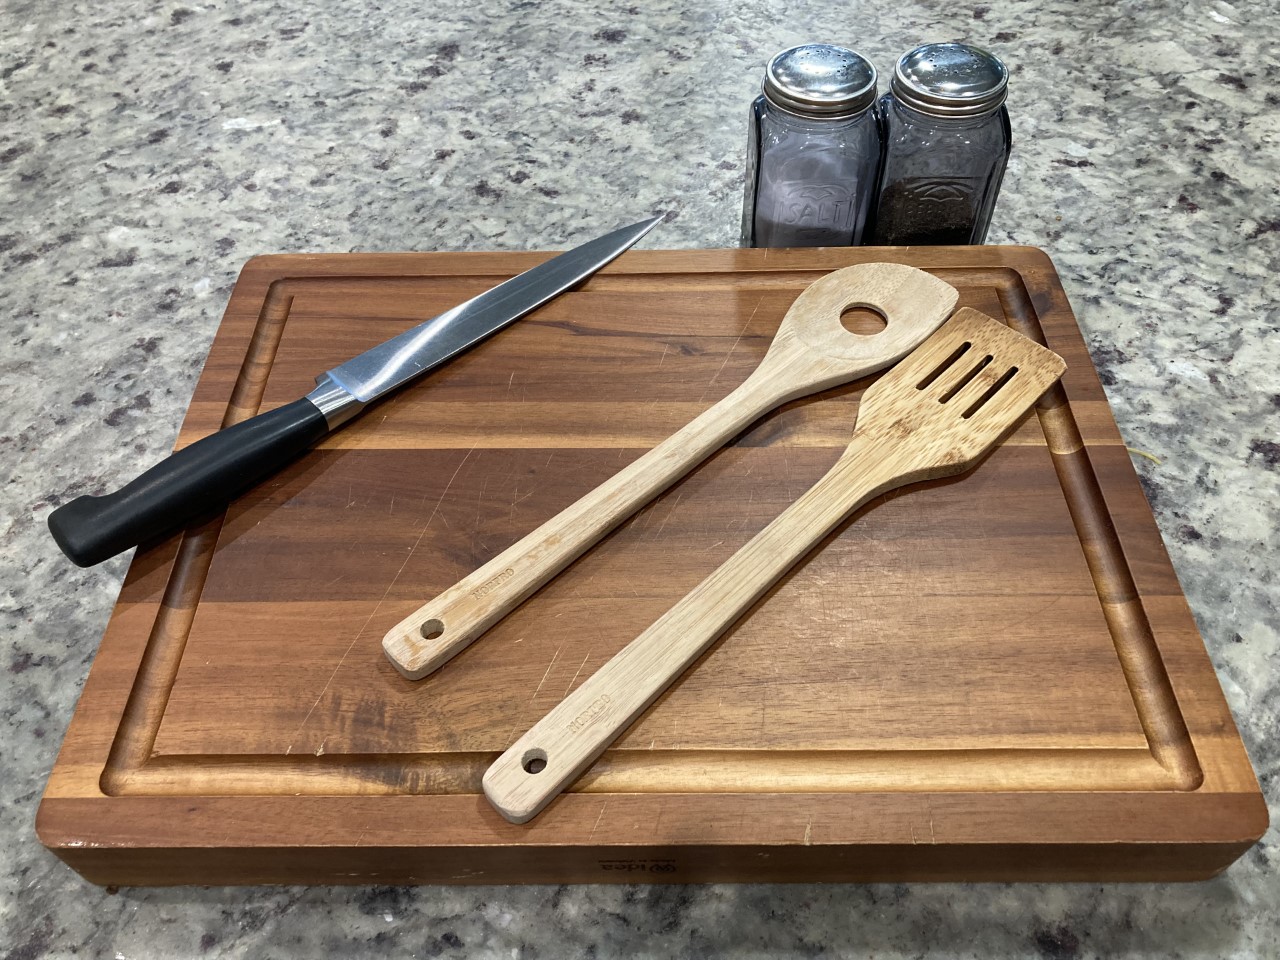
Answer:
633, 214, 665, 237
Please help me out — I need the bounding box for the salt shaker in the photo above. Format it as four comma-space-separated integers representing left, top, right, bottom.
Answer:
870, 43, 1011, 245
741, 44, 881, 248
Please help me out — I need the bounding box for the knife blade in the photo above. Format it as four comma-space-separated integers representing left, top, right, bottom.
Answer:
48, 217, 662, 567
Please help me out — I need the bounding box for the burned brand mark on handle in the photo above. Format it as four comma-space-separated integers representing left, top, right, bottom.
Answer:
567, 694, 612, 733
472, 567, 514, 599
598, 859, 677, 874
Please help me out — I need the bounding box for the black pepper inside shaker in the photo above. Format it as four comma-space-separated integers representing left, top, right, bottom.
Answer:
741, 44, 881, 248
870, 43, 1012, 245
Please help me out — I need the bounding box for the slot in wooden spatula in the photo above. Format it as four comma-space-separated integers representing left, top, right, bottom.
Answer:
483, 307, 1067, 823
385, 263, 958, 679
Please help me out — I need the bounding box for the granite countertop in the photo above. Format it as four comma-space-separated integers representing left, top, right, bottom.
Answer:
2, 0, 1276, 956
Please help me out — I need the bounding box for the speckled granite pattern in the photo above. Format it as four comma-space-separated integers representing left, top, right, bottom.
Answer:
1, 0, 1277, 955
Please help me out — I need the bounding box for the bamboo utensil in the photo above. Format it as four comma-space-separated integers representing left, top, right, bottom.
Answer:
483, 307, 1067, 823
384, 262, 958, 678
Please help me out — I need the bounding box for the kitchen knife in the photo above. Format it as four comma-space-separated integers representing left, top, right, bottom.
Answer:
48, 217, 662, 567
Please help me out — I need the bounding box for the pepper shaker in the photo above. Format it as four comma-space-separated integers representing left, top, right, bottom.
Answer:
870, 43, 1011, 245
741, 44, 881, 248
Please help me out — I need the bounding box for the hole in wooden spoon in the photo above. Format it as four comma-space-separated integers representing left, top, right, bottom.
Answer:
840, 305, 888, 336
420, 619, 444, 641
522, 748, 548, 774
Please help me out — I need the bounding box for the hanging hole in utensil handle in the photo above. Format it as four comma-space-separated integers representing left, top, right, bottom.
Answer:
839, 304, 888, 336
419, 618, 444, 641
521, 748, 548, 774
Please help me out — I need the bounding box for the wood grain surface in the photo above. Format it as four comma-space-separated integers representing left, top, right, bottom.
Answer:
383, 262, 959, 679
37, 246, 1266, 885
484, 308, 1069, 823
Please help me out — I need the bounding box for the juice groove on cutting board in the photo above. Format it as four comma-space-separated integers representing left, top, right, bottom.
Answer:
37, 247, 1265, 885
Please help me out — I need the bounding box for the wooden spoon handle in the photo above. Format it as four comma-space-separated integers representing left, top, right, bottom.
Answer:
483, 440, 896, 823
382, 371, 794, 679
382, 262, 958, 680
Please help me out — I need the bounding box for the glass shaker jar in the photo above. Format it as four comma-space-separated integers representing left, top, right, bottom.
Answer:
741, 44, 881, 247
869, 43, 1011, 245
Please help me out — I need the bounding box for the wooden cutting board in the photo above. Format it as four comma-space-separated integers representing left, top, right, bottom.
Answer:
38, 247, 1266, 885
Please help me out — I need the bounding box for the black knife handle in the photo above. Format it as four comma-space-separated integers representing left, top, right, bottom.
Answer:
48, 397, 331, 567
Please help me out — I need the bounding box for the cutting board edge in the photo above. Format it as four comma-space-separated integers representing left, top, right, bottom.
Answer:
37, 789, 1268, 886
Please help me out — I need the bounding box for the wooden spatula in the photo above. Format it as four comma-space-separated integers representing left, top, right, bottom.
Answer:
483, 307, 1067, 823
384, 263, 958, 679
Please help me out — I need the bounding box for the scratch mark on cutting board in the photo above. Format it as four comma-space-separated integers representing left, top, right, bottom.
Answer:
653, 492, 684, 539
910, 800, 938, 845
565, 652, 592, 695
285, 447, 476, 751
589, 801, 609, 841
803, 815, 813, 846
531, 647, 562, 702
699, 296, 761, 402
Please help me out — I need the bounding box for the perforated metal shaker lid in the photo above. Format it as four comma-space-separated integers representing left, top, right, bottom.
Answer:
891, 42, 1009, 117
762, 44, 878, 119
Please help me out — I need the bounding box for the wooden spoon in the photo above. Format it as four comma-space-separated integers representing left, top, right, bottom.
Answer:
483, 308, 1067, 823
384, 263, 958, 679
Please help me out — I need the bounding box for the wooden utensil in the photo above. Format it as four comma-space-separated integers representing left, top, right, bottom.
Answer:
483, 307, 1067, 823
383, 262, 958, 678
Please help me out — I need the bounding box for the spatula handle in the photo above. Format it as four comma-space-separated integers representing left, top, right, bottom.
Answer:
482, 441, 895, 823
382, 372, 793, 678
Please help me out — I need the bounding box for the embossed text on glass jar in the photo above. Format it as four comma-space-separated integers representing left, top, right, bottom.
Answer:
741, 44, 881, 248
747, 104, 881, 246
